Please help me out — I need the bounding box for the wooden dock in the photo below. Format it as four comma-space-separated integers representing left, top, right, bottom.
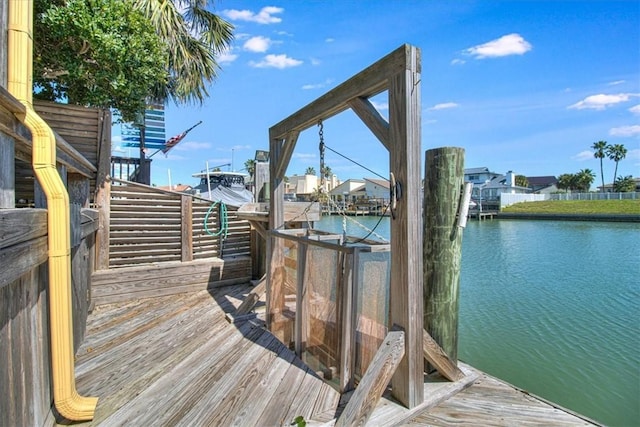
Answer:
69, 283, 600, 426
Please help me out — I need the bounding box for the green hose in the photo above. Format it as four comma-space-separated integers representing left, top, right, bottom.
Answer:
204, 201, 228, 239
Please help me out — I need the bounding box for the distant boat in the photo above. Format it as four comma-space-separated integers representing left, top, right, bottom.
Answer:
193, 170, 254, 207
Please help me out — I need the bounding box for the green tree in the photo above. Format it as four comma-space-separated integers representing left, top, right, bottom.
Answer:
557, 173, 577, 191
244, 159, 256, 178
576, 168, 595, 191
34, 0, 168, 122
613, 175, 636, 192
321, 165, 333, 178
134, 0, 234, 105
305, 167, 316, 176
591, 140, 609, 192
606, 143, 627, 185
515, 175, 529, 188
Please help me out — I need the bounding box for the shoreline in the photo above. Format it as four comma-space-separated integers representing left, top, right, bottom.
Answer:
496, 212, 640, 222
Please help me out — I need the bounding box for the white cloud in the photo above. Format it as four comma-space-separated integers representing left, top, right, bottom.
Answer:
464, 33, 532, 59
609, 125, 640, 137
629, 104, 640, 115
429, 102, 459, 111
302, 78, 333, 90
325, 38, 335, 43
608, 80, 626, 86
450, 58, 465, 65
231, 144, 252, 150
216, 49, 238, 64
568, 93, 639, 110
371, 100, 388, 111
250, 54, 302, 69
243, 36, 272, 53
293, 152, 316, 159
223, 6, 283, 24
572, 150, 594, 161
310, 57, 321, 66
627, 148, 640, 161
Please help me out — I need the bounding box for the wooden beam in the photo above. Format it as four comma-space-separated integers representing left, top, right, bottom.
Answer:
389, 45, 424, 408
270, 44, 419, 140
0, 85, 26, 115
267, 129, 286, 340
423, 329, 465, 382
0, 209, 47, 249
94, 180, 111, 270
0, 132, 15, 208
181, 195, 193, 262
295, 242, 308, 357
274, 131, 300, 181
335, 329, 405, 427
232, 276, 266, 317
348, 97, 390, 150
0, 236, 48, 289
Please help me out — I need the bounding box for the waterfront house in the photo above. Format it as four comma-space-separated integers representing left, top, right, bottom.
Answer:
328, 178, 366, 208
526, 176, 558, 194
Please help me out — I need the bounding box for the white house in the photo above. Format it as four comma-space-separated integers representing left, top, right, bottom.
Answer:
328, 179, 366, 207
465, 168, 528, 210
364, 178, 390, 201
287, 174, 319, 198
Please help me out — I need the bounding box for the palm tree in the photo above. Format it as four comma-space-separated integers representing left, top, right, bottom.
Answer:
576, 168, 595, 191
614, 175, 636, 192
591, 140, 609, 192
133, 0, 234, 105
606, 144, 627, 185
305, 167, 316, 176
244, 159, 256, 178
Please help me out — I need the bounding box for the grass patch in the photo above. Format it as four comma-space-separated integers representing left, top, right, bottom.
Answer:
501, 199, 640, 215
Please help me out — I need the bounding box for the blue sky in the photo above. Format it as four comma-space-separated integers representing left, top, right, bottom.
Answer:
113, 0, 640, 188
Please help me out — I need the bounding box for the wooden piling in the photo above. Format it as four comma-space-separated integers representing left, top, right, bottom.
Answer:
423, 147, 465, 365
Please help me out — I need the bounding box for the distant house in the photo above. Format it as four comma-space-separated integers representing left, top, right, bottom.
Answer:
464, 167, 501, 186
364, 178, 390, 201
526, 176, 558, 194
597, 177, 640, 192
287, 174, 319, 199
465, 168, 528, 210
328, 179, 366, 207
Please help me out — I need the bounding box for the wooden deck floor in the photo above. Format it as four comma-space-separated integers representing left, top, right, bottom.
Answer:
69, 283, 599, 427
72, 285, 340, 426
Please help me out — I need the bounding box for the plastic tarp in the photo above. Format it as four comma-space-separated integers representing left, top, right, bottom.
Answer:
201, 185, 254, 207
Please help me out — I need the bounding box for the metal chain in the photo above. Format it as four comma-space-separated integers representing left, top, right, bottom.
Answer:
318, 120, 325, 192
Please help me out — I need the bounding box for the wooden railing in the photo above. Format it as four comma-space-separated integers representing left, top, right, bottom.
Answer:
105, 179, 251, 268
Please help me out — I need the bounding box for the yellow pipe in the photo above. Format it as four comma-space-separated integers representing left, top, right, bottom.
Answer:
8, 0, 98, 421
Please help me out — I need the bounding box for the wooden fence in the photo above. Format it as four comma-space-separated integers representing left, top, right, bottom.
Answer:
104, 179, 251, 268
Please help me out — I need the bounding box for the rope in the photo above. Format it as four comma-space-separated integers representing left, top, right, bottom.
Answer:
322, 143, 389, 182
204, 201, 228, 239
327, 196, 389, 243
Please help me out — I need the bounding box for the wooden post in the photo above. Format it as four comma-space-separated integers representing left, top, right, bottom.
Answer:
388, 45, 423, 408
181, 195, 193, 262
94, 108, 111, 270
423, 147, 465, 365
0, 133, 15, 208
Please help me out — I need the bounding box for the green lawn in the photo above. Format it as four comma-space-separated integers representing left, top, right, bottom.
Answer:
501, 199, 640, 215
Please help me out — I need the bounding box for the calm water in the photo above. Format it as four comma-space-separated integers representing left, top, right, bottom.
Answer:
318, 215, 640, 426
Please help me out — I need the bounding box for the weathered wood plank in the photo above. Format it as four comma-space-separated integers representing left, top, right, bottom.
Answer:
0, 131, 15, 208
181, 195, 193, 262
336, 330, 405, 427
0, 236, 48, 289
91, 258, 251, 304
0, 209, 47, 249
388, 45, 424, 408
423, 329, 465, 382
270, 44, 419, 140
348, 96, 390, 150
